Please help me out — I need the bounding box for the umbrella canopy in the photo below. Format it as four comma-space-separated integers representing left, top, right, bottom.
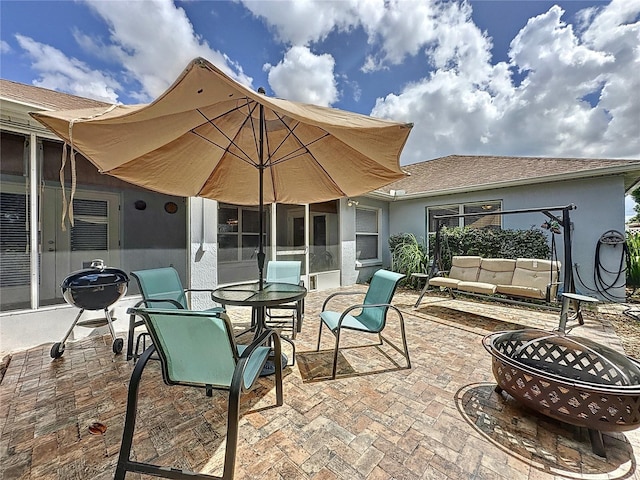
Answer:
31, 57, 412, 206
31, 57, 413, 287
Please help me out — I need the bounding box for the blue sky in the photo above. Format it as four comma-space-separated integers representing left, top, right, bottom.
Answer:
1, 0, 639, 213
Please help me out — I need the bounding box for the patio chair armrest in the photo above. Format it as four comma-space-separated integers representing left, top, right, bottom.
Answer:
321, 291, 365, 311
338, 302, 395, 326
136, 298, 185, 309
184, 288, 216, 294
183, 288, 226, 308
234, 328, 282, 392
239, 328, 280, 360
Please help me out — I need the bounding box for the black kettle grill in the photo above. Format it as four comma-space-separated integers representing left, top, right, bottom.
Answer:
51, 259, 129, 358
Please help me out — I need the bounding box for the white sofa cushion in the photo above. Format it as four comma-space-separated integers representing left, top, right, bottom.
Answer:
477, 258, 516, 285
457, 281, 497, 295
447, 256, 482, 282
429, 276, 462, 288
496, 258, 561, 300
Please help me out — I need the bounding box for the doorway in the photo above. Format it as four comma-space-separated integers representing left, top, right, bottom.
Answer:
40, 187, 121, 305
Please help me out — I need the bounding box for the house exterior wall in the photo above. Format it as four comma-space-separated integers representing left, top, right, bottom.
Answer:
341, 196, 392, 285
388, 175, 627, 301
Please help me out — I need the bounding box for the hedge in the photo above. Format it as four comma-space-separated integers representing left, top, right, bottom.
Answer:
428, 226, 552, 272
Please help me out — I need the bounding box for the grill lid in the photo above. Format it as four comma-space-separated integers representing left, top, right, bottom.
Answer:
61, 259, 129, 289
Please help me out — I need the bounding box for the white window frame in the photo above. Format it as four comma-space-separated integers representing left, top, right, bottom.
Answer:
355, 206, 382, 267
427, 200, 503, 235
217, 204, 266, 263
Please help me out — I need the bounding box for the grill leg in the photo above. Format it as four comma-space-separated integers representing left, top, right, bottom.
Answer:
59, 309, 85, 347
104, 308, 118, 341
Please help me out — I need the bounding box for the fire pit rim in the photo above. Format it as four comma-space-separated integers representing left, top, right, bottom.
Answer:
482, 329, 640, 395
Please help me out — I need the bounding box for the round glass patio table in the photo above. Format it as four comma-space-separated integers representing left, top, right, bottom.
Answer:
211, 281, 307, 375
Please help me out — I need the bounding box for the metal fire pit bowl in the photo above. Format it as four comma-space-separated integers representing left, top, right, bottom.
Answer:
483, 329, 640, 457
52, 259, 129, 359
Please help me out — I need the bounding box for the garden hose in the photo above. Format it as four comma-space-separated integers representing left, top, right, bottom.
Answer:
574, 230, 628, 302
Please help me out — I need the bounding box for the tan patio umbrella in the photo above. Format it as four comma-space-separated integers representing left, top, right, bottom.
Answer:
31, 57, 413, 286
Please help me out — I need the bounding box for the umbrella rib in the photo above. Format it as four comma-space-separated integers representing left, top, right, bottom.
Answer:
264, 114, 331, 166
263, 111, 346, 201
194, 104, 262, 168
268, 132, 330, 166
191, 130, 255, 168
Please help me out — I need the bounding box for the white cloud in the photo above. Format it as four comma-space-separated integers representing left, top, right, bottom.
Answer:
79, 0, 253, 101
241, 1, 489, 73
1, 40, 11, 54
14, 35, 121, 103
241, 0, 361, 45
264, 46, 338, 106
372, 1, 640, 164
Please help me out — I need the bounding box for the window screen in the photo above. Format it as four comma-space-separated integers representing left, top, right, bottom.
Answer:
0, 192, 30, 287
356, 207, 379, 261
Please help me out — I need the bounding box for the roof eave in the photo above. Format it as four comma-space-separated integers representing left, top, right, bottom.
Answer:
367, 164, 640, 201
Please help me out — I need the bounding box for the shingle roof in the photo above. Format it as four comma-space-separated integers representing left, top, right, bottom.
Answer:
0, 79, 111, 111
382, 155, 640, 196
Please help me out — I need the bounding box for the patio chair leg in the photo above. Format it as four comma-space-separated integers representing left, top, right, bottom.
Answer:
332, 330, 341, 379
399, 313, 411, 369
296, 301, 303, 333
223, 387, 241, 480
316, 321, 324, 351
114, 345, 155, 480
279, 334, 296, 367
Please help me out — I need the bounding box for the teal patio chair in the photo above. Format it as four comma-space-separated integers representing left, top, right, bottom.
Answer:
115, 308, 283, 480
265, 260, 304, 338
127, 267, 226, 361
316, 269, 411, 379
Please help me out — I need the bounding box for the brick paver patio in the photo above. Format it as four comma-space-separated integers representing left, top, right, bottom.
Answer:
1, 288, 639, 479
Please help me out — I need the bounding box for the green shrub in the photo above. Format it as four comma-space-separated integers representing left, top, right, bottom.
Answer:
389, 233, 429, 287
428, 227, 551, 271
626, 232, 640, 293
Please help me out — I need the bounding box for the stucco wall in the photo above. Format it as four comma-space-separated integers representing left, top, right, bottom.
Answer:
121, 189, 188, 295
188, 197, 221, 311
388, 175, 627, 301
340, 196, 392, 285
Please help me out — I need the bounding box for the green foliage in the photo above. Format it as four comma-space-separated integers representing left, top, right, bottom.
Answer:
428, 227, 551, 271
389, 233, 429, 288
628, 191, 640, 223
626, 232, 640, 291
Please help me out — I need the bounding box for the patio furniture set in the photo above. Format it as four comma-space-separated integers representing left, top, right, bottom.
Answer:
50, 257, 640, 478
108, 264, 411, 479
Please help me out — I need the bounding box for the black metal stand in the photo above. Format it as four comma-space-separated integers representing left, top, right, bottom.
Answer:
51, 307, 123, 359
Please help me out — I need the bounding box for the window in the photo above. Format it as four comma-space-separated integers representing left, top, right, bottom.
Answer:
218, 204, 268, 262
356, 207, 380, 264
70, 198, 109, 251
427, 201, 502, 234
0, 191, 30, 288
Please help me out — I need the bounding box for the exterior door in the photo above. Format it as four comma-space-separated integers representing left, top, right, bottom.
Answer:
274, 204, 308, 284
41, 187, 121, 304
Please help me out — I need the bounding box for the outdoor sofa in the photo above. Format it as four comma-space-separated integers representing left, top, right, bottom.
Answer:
428, 255, 561, 303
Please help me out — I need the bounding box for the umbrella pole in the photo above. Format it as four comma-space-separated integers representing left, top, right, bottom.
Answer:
258, 101, 265, 290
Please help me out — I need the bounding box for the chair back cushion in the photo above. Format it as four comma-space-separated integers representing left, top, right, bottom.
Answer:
477, 258, 516, 285
448, 256, 481, 282
143, 309, 237, 387
266, 261, 301, 285
131, 267, 188, 309
358, 269, 405, 331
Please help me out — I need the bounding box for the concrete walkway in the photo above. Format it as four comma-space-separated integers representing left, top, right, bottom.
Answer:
1, 288, 638, 479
